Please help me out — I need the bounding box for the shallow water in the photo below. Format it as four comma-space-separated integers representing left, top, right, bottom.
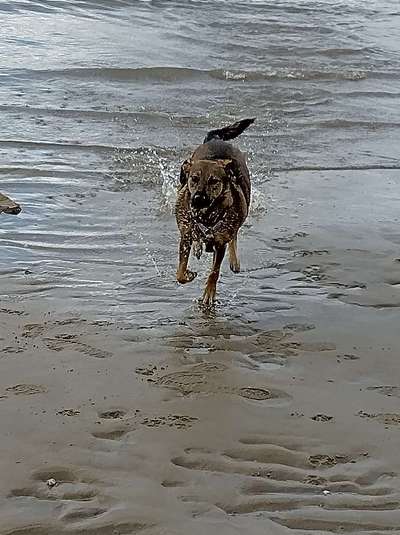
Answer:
1, 1, 400, 534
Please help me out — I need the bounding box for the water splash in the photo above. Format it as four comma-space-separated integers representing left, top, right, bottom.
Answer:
137, 231, 163, 278
111, 145, 270, 218
159, 157, 179, 214
111, 147, 171, 189
249, 188, 270, 216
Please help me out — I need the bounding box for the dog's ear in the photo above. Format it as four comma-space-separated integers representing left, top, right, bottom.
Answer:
179, 159, 192, 187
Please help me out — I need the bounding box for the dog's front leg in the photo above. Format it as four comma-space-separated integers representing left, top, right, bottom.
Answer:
176, 234, 197, 284
202, 244, 226, 305
228, 233, 240, 273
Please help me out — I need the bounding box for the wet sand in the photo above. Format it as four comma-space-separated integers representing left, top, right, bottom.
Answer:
2, 168, 400, 534
2, 0, 400, 532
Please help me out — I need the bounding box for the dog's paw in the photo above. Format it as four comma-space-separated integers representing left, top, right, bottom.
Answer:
202, 286, 216, 306
230, 260, 240, 273
177, 270, 197, 284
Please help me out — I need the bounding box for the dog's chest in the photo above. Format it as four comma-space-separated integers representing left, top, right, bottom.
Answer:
191, 205, 222, 228
190, 207, 224, 256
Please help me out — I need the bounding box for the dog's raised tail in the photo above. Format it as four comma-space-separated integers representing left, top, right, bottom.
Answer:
203, 117, 255, 143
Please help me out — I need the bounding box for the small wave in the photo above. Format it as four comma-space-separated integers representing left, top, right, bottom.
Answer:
216, 68, 369, 82
0, 0, 132, 17
0, 138, 158, 154
317, 47, 375, 58
8, 66, 377, 83
314, 119, 400, 129
34, 66, 210, 82
336, 90, 400, 99
0, 103, 173, 123
273, 164, 400, 173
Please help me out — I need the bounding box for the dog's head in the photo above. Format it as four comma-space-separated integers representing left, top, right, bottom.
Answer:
181, 159, 233, 210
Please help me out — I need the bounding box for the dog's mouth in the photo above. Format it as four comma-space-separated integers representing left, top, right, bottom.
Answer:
191, 192, 209, 209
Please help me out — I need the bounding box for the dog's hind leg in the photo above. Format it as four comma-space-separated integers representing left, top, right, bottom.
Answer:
177, 235, 197, 284
202, 244, 226, 306
228, 234, 240, 273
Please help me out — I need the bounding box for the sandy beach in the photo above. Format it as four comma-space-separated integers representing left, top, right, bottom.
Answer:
3, 167, 400, 533
1, 0, 400, 533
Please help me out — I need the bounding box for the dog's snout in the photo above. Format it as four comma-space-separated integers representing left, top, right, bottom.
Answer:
191, 192, 208, 209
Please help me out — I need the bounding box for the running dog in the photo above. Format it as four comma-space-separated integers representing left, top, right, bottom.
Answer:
175, 118, 255, 305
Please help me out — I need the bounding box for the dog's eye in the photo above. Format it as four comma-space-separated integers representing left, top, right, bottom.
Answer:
208, 176, 219, 186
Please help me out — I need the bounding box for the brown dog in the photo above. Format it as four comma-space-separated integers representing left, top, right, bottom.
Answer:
175, 118, 255, 305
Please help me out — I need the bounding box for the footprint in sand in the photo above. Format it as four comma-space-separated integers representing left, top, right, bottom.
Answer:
2, 345, 25, 354
10, 464, 119, 532
236, 386, 290, 402
310, 414, 334, 422
6, 384, 47, 396
358, 410, 400, 426
92, 408, 134, 441
45, 334, 112, 359
92, 428, 130, 440
94, 407, 198, 437
58, 506, 107, 523
22, 323, 46, 338
308, 453, 351, 467
98, 409, 127, 419
238, 387, 273, 400
0, 308, 26, 316
57, 408, 80, 417
153, 362, 290, 403
10, 466, 98, 503
170, 436, 399, 531
141, 414, 198, 430
367, 385, 400, 398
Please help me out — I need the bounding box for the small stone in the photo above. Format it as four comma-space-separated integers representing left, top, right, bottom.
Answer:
46, 478, 57, 488
322, 489, 331, 495
0, 193, 21, 214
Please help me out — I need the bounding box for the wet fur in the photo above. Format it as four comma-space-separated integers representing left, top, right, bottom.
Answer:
175, 118, 254, 305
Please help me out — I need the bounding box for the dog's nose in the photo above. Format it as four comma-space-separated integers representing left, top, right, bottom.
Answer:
191, 192, 208, 209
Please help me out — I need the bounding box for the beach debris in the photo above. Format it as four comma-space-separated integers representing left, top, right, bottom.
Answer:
0, 193, 21, 214
322, 489, 331, 495
46, 478, 57, 488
